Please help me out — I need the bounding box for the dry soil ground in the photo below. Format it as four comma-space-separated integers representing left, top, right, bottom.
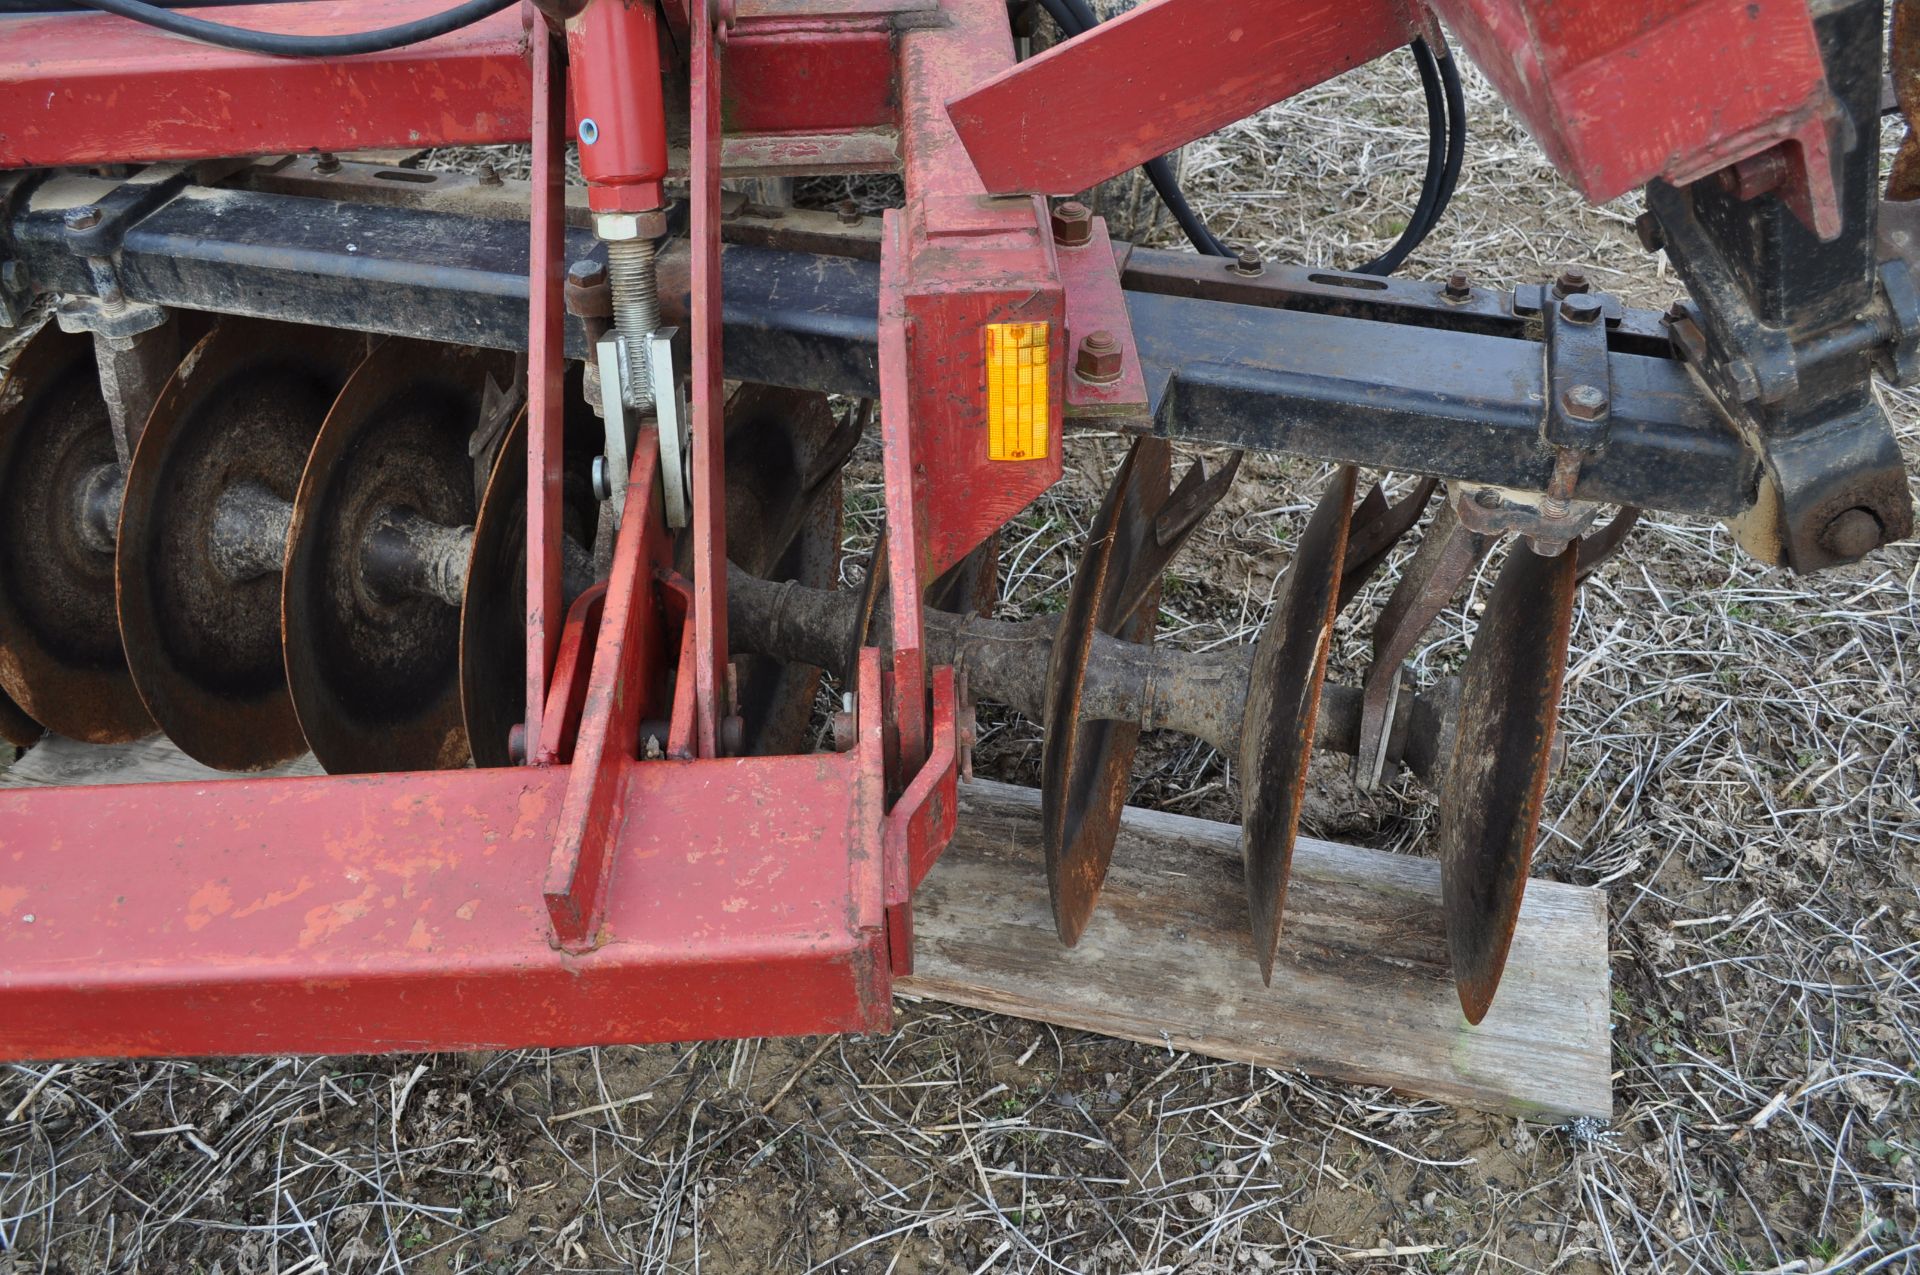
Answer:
1, 28, 1917, 1275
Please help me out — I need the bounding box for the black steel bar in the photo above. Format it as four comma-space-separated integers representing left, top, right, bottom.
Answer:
4, 178, 1761, 516
1132, 289, 1756, 515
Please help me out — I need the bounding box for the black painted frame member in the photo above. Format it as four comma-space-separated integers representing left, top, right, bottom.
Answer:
4, 171, 1761, 519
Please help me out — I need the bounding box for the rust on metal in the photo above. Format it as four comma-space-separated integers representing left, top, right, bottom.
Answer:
0, 323, 155, 743
1892, 0, 1920, 201
1354, 500, 1488, 790
1240, 464, 1356, 984
283, 338, 508, 774
462, 378, 604, 769
1436, 541, 1579, 1024
1040, 436, 1170, 945
115, 318, 366, 771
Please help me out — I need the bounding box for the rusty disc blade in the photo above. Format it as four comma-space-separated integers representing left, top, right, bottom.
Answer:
284, 338, 509, 774
460, 368, 603, 768
1240, 464, 1358, 983
1437, 541, 1579, 1024
0, 683, 43, 748
718, 385, 846, 756
116, 319, 366, 771
1040, 435, 1172, 945
0, 324, 155, 742
927, 529, 1001, 616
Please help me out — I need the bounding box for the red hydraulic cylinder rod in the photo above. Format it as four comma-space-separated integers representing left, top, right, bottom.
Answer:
568, 0, 671, 213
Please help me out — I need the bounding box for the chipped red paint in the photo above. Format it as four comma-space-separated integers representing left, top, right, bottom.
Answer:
543, 434, 671, 948
526, 18, 569, 755
1427, 0, 1840, 235
946, 0, 1415, 197
535, 583, 608, 766
0, 0, 533, 169
0, 751, 893, 1057
689, 0, 731, 760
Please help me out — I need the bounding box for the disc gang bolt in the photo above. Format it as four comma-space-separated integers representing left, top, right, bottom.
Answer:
1562, 383, 1608, 421
1560, 292, 1603, 325
1075, 330, 1123, 384
1050, 200, 1093, 247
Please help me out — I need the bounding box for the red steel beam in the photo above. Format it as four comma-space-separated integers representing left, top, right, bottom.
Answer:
0, 712, 892, 1059
0, 0, 534, 168
525, 17, 568, 761
690, 0, 731, 757
1426, 0, 1840, 236
945, 0, 1417, 196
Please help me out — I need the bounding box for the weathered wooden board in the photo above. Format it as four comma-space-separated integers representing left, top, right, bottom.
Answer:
1, 733, 321, 787
0, 739, 1609, 1119
901, 779, 1612, 1122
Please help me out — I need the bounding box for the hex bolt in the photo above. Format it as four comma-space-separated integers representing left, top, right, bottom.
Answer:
1562, 383, 1608, 420
1443, 270, 1472, 300
836, 199, 863, 226
1050, 200, 1093, 247
1075, 329, 1123, 384
1553, 269, 1589, 298
569, 257, 607, 288
1541, 449, 1582, 521
1819, 507, 1882, 559
1474, 487, 1503, 510
1234, 248, 1264, 277
1560, 292, 1603, 325
62, 205, 101, 231
1664, 300, 1690, 324
313, 152, 340, 174
479, 163, 502, 187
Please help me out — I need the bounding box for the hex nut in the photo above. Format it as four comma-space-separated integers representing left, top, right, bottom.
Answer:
1444, 270, 1472, 300
1560, 292, 1603, 325
1075, 330, 1122, 383
1051, 200, 1093, 247
595, 212, 645, 242
1562, 384, 1609, 420
63, 206, 101, 231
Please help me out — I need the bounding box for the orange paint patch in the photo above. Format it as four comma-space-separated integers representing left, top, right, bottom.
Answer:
184, 880, 234, 932
231, 877, 316, 920
298, 885, 378, 947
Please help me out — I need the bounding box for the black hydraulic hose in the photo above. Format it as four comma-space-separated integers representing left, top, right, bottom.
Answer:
1357, 37, 1448, 275
1430, 43, 1468, 231
57, 0, 518, 56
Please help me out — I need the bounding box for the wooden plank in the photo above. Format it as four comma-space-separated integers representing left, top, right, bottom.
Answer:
2, 734, 321, 788
901, 779, 1612, 1123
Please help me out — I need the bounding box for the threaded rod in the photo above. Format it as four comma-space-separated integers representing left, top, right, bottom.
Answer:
607, 238, 659, 414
